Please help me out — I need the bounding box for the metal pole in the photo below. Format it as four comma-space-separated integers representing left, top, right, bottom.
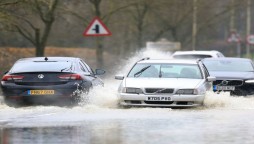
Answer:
237, 42, 241, 57
230, 0, 240, 57
192, 0, 197, 50
230, 0, 235, 31
246, 0, 251, 58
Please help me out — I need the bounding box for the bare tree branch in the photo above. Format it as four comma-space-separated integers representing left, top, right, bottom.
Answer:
34, 0, 46, 22
15, 25, 36, 45
103, 3, 136, 24
0, 0, 23, 7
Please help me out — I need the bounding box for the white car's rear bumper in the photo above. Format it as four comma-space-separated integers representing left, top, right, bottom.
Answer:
118, 93, 205, 107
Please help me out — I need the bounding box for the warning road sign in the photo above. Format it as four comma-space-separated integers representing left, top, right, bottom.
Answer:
227, 32, 241, 43
83, 17, 112, 36
247, 35, 254, 45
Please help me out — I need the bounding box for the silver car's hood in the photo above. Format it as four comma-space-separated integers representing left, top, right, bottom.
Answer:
124, 78, 204, 89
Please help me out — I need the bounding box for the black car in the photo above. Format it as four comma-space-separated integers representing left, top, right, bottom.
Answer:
1, 57, 105, 106
202, 57, 254, 96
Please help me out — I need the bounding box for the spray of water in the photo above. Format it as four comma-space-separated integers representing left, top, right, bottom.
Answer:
204, 91, 254, 109
78, 48, 172, 108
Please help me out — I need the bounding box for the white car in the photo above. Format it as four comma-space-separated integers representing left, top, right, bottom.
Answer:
115, 58, 216, 108
172, 50, 225, 59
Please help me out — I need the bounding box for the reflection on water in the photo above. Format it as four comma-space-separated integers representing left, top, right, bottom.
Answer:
1, 109, 254, 144
0, 123, 121, 144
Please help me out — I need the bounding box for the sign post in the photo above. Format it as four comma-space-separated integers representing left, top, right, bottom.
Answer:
247, 35, 254, 58
83, 17, 111, 67
227, 31, 241, 57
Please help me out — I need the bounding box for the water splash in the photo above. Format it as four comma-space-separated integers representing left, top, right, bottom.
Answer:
78, 48, 172, 108
116, 48, 172, 75
204, 91, 254, 109
78, 79, 119, 108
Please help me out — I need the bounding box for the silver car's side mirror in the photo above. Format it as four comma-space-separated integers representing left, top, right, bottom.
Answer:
207, 76, 216, 82
115, 75, 124, 80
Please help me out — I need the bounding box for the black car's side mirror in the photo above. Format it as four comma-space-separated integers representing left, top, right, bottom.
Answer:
95, 69, 106, 75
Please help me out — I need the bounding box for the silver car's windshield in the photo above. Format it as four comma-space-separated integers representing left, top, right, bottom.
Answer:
128, 63, 202, 79
203, 60, 254, 72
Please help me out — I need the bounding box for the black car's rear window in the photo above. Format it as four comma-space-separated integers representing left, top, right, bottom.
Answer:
10, 61, 73, 73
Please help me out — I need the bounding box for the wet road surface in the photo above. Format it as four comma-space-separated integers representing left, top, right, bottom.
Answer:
1, 80, 254, 144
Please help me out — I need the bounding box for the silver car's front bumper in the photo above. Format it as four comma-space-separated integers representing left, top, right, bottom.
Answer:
118, 93, 205, 107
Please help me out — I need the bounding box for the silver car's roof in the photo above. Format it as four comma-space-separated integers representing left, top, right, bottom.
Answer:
137, 59, 199, 64
173, 50, 221, 55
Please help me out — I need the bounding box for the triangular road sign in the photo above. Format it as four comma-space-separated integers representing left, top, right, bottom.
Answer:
227, 31, 241, 43
83, 17, 112, 36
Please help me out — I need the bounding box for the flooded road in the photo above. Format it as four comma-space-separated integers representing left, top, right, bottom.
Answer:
1, 101, 254, 144
1, 49, 254, 144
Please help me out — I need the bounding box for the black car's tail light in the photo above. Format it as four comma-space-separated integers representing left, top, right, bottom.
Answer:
2, 75, 24, 81
58, 74, 82, 80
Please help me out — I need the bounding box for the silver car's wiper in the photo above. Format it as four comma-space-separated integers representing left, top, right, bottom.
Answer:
159, 65, 162, 78
134, 65, 151, 77
153, 88, 167, 94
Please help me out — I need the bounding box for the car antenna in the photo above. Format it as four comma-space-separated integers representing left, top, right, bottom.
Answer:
137, 57, 150, 62
44, 57, 48, 61
196, 59, 202, 62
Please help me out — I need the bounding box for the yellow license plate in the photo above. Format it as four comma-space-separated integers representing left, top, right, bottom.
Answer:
29, 90, 55, 95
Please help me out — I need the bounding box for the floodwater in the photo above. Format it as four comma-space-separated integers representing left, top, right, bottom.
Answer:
1, 49, 254, 144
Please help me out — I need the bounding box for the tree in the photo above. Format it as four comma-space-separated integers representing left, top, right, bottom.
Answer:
5, 0, 59, 56
0, 0, 24, 29
150, 0, 193, 42
130, 0, 149, 49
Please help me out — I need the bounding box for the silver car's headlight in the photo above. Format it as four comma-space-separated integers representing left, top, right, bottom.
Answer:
176, 88, 206, 95
245, 80, 254, 83
176, 89, 196, 95
122, 87, 143, 94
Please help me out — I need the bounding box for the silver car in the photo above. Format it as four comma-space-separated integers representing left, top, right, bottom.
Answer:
172, 50, 225, 59
115, 58, 215, 108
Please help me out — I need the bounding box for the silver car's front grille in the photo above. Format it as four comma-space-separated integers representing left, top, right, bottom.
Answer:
145, 88, 174, 94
